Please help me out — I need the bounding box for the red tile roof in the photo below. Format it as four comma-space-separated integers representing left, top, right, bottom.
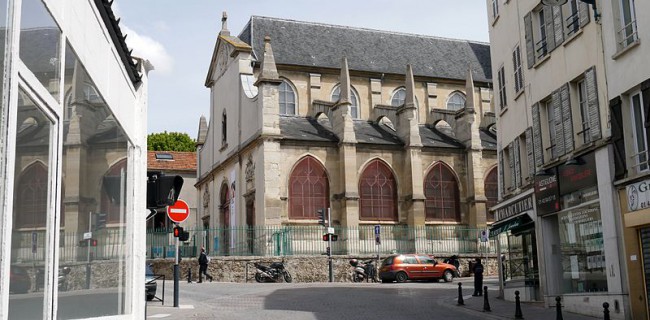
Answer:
147, 151, 196, 172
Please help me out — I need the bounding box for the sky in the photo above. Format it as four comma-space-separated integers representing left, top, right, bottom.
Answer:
114, 1, 490, 138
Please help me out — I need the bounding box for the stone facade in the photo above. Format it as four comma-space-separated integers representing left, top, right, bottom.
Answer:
196, 15, 497, 256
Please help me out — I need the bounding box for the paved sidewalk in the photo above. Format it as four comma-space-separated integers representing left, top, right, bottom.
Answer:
437, 279, 601, 320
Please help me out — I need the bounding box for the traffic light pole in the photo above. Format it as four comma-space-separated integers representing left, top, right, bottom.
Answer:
173, 224, 179, 307
327, 208, 332, 282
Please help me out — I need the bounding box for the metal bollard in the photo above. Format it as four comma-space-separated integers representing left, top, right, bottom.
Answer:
457, 282, 464, 306
603, 302, 610, 320
483, 285, 491, 312
187, 267, 192, 283
515, 290, 523, 319
555, 296, 563, 320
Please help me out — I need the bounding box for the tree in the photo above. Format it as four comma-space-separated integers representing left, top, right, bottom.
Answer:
147, 131, 196, 152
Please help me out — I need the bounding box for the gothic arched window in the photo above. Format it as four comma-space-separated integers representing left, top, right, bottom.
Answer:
289, 156, 329, 219
359, 159, 397, 221
485, 167, 498, 222
100, 159, 127, 223
332, 85, 359, 119
424, 162, 460, 222
15, 162, 48, 228
446, 92, 466, 111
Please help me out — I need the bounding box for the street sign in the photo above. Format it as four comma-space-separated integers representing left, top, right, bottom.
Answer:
374, 225, 381, 245
327, 227, 335, 234
374, 225, 381, 235
479, 229, 489, 242
83, 232, 92, 240
167, 199, 190, 223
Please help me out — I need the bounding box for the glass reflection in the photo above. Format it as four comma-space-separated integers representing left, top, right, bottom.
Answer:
20, 0, 61, 100
57, 42, 130, 319
8, 88, 52, 319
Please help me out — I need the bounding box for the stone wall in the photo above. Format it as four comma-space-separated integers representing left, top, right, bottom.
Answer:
149, 254, 500, 283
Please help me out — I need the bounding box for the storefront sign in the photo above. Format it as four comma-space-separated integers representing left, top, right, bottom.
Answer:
626, 178, 650, 212
494, 195, 534, 222
558, 153, 597, 196
535, 167, 560, 216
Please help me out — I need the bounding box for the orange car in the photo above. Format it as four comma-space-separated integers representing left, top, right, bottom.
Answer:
379, 254, 459, 283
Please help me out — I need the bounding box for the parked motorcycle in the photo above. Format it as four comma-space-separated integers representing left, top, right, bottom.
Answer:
58, 267, 71, 291
254, 261, 292, 283
349, 259, 378, 282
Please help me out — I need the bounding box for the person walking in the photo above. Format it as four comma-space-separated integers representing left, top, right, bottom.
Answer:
197, 247, 213, 283
472, 258, 484, 296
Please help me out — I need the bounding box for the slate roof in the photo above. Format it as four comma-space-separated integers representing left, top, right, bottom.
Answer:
279, 115, 339, 142
354, 121, 403, 145
419, 125, 464, 149
239, 16, 491, 83
480, 128, 497, 150
148, 151, 197, 172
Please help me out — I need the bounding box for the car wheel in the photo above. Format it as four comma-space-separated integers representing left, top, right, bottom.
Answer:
395, 272, 408, 283
443, 270, 454, 282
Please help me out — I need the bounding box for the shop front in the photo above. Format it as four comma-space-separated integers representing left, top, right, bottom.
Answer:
619, 177, 650, 318
490, 190, 539, 301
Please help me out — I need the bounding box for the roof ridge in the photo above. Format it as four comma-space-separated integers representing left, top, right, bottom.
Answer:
249, 15, 489, 45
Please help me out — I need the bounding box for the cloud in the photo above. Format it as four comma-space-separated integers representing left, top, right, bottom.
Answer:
122, 25, 174, 75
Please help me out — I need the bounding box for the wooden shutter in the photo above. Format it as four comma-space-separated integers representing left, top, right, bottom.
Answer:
508, 141, 515, 190
552, 89, 564, 157
514, 139, 522, 187
552, 6, 564, 48
585, 67, 601, 141
561, 83, 574, 154
609, 97, 627, 180
642, 79, 650, 159
579, 1, 590, 28
526, 127, 534, 179
544, 6, 556, 51
524, 13, 535, 68
498, 150, 505, 196
532, 103, 544, 167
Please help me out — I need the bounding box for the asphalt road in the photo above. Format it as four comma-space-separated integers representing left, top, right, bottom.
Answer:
146, 278, 491, 320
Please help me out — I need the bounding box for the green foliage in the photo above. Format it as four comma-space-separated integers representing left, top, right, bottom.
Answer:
147, 131, 196, 152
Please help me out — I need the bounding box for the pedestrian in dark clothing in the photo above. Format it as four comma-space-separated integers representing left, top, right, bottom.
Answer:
472, 258, 484, 296
198, 247, 213, 283
501, 255, 507, 283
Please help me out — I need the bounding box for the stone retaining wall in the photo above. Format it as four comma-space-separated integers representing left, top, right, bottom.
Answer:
149, 254, 500, 283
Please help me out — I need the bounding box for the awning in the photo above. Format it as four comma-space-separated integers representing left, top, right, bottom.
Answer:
490, 214, 534, 236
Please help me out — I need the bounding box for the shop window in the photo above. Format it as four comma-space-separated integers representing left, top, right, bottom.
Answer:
359, 159, 397, 221
289, 156, 330, 219
424, 162, 460, 222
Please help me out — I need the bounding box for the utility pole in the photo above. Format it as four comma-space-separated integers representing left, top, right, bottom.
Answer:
173, 223, 179, 307
327, 208, 333, 282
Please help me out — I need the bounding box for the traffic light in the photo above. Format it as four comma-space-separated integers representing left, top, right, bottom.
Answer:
322, 234, 338, 241
173, 226, 184, 238
79, 239, 98, 247
95, 212, 107, 230
147, 171, 184, 209
317, 209, 326, 226
179, 231, 190, 242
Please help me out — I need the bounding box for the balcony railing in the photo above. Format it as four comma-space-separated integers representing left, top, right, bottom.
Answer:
618, 19, 638, 49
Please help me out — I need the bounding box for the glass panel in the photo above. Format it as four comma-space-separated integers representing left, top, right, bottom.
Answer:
57, 42, 131, 319
9, 88, 52, 319
0, 0, 10, 237
558, 204, 607, 293
332, 86, 359, 118
19, 0, 61, 100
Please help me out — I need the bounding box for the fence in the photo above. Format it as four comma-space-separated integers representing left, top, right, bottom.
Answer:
146, 225, 496, 259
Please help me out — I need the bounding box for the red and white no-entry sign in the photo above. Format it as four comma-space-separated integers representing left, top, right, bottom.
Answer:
167, 199, 190, 223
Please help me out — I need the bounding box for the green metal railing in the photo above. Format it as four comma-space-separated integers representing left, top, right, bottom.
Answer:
146, 225, 496, 258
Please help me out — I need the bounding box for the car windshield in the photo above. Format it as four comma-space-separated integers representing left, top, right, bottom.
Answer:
382, 256, 394, 266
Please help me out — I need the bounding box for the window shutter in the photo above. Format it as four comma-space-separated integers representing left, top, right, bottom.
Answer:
585, 67, 601, 141
544, 6, 556, 51
561, 83, 574, 154
524, 13, 535, 68
498, 150, 505, 196
516, 46, 524, 90
609, 97, 627, 180
552, 6, 564, 47
526, 127, 534, 179
642, 79, 650, 157
514, 140, 522, 188
532, 103, 543, 167
579, 1, 590, 28
509, 141, 516, 190
552, 89, 565, 157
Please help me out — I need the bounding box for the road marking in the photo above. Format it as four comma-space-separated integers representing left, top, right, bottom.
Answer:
147, 314, 170, 318
179, 305, 194, 309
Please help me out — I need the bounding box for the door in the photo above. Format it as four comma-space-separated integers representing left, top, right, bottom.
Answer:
403, 255, 421, 279
417, 255, 438, 279
245, 197, 255, 255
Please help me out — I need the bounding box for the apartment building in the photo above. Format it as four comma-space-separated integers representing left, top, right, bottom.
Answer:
487, 0, 629, 317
